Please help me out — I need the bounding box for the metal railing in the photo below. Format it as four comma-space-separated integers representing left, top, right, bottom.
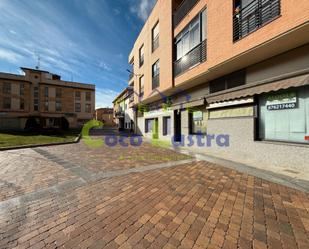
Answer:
174, 40, 207, 77
152, 36, 159, 52
152, 74, 160, 89
233, 0, 281, 41
173, 0, 199, 28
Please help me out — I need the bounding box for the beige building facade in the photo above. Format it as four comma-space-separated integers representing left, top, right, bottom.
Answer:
0, 67, 95, 130
123, 0, 309, 172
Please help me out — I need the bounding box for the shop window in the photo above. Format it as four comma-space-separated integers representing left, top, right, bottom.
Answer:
258, 88, 309, 143
189, 109, 208, 134
163, 117, 171, 136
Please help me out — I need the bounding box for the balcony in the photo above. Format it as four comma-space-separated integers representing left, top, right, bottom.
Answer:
152, 36, 159, 52
152, 74, 160, 89
233, 0, 281, 42
174, 40, 206, 77
173, 0, 199, 28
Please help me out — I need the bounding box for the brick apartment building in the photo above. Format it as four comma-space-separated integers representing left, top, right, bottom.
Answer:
113, 87, 134, 131
0, 67, 95, 130
118, 0, 309, 171
95, 108, 115, 126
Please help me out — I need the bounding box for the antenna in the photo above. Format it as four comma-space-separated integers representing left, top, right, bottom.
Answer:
35, 53, 41, 69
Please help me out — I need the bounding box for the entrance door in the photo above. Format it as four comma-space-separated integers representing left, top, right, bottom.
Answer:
174, 110, 182, 142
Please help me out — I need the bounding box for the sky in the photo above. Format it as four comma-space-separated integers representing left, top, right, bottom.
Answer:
0, 0, 156, 108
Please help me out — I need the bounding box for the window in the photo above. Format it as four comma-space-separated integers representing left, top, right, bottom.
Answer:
33, 87, 39, 111
85, 104, 91, 113
56, 100, 62, 112
174, 9, 207, 76
75, 103, 81, 112
209, 69, 246, 94
3, 97, 11, 109
44, 100, 49, 111
152, 60, 160, 89
20, 83, 25, 96
233, 0, 281, 41
44, 87, 49, 97
189, 109, 207, 134
145, 119, 154, 133
139, 45, 144, 67
175, 13, 203, 61
258, 88, 309, 143
20, 98, 25, 110
163, 117, 171, 136
3, 82, 11, 94
86, 92, 91, 101
152, 22, 159, 52
139, 75, 144, 98
75, 91, 81, 101
56, 88, 62, 98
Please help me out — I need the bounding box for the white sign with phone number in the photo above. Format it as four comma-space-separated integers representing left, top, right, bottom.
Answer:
266, 92, 297, 111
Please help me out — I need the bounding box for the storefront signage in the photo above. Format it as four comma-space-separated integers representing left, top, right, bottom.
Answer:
193, 111, 203, 121
266, 92, 297, 111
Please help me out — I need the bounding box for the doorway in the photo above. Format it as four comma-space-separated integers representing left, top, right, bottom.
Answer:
174, 110, 182, 142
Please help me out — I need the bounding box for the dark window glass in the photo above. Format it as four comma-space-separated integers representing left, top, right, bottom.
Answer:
86, 92, 91, 101
56, 88, 62, 98
75, 103, 81, 112
3, 82, 11, 94
56, 100, 62, 112
3, 97, 11, 109
20, 98, 25, 110
20, 83, 25, 96
75, 91, 81, 101
85, 104, 91, 113
44, 87, 49, 97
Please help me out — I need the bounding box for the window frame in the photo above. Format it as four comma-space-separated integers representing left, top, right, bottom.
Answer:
152, 21, 159, 52
3, 97, 11, 109
3, 82, 11, 94
163, 116, 171, 136
139, 44, 144, 67
75, 102, 81, 113
139, 75, 144, 98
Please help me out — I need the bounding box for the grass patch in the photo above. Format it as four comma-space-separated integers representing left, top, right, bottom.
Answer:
0, 131, 79, 148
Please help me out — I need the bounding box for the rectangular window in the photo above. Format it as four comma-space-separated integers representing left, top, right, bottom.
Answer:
209, 69, 246, 94
56, 88, 62, 98
20, 83, 25, 96
258, 88, 309, 144
152, 22, 159, 52
3, 97, 11, 109
33, 87, 39, 111
145, 119, 154, 133
174, 9, 207, 76
152, 60, 160, 89
44, 86, 49, 97
20, 98, 25, 110
75, 91, 81, 101
75, 103, 81, 112
139, 75, 144, 98
85, 104, 91, 113
44, 100, 49, 111
189, 109, 207, 134
86, 92, 91, 101
3, 82, 11, 94
139, 45, 144, 67
163, 117, 171, 136
56, 100, 62, 112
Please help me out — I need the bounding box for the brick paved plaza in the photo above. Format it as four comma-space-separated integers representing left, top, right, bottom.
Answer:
0, 136, 308, 249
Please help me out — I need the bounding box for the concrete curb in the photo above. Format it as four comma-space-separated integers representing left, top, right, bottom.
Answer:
0, 133, 81, 151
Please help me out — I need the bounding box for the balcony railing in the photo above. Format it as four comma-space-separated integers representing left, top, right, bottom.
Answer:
152, 36, 159, 52
233, 0, 281, 41
174, 40, 206, 77
173, 0, 199, 28
152, 74, 160, 89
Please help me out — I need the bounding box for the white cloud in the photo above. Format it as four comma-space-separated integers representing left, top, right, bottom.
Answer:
95, 88, 118, 108
99, 61, 112, 71
0, 48, 23, 63
130, 0, 156, 21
